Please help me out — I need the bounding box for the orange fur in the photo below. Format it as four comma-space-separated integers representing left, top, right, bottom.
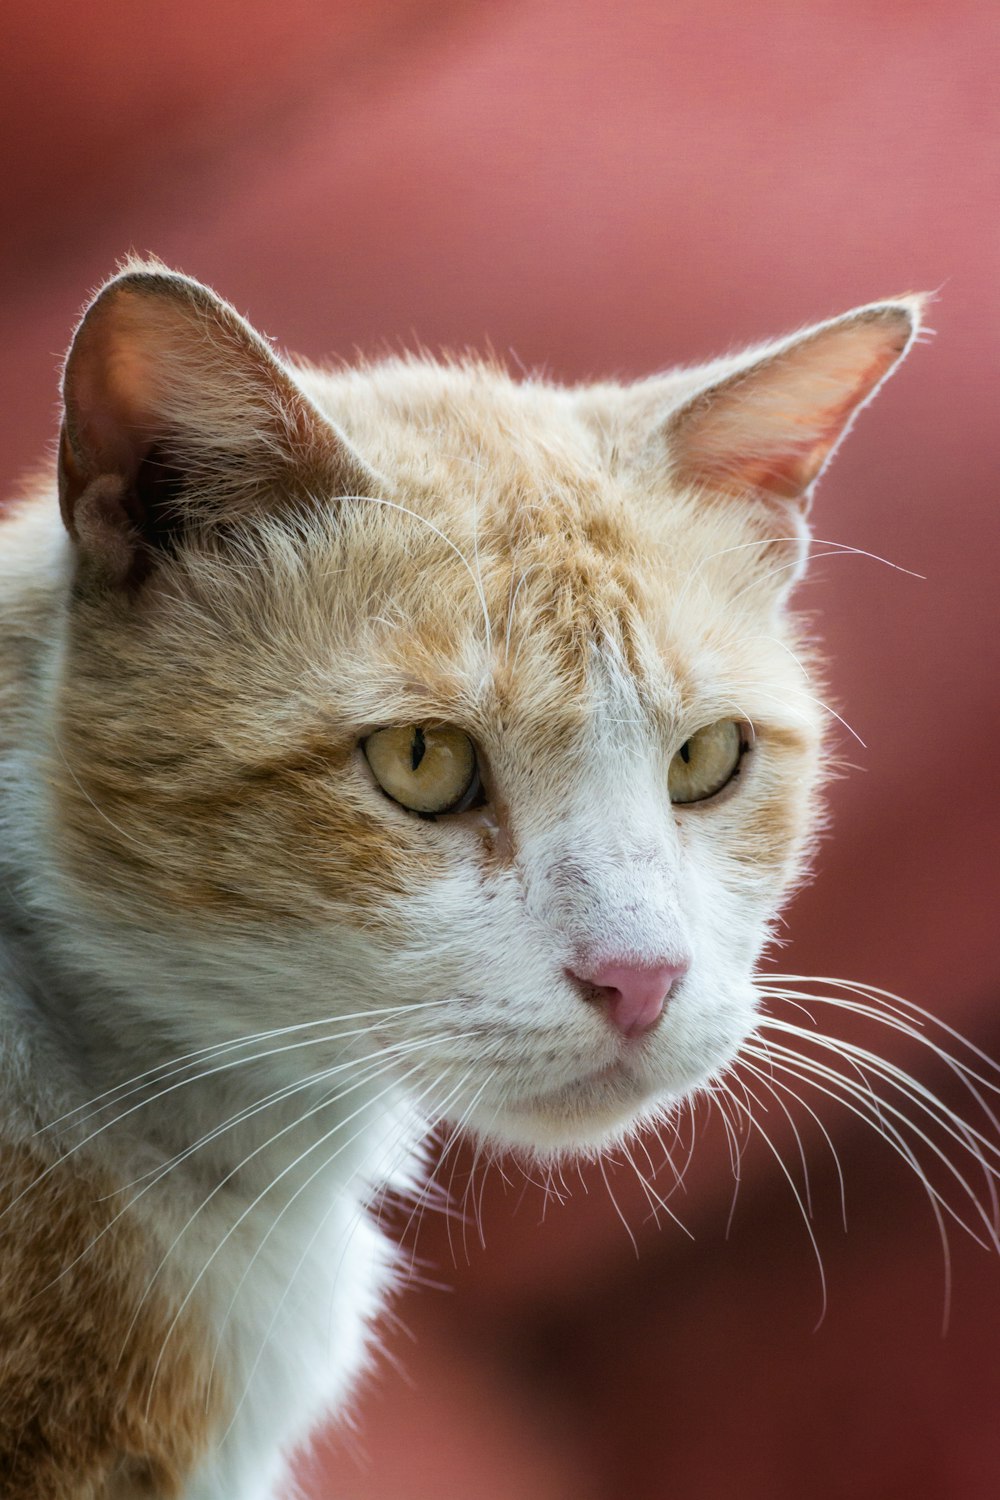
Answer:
0, 1144, 223, 1500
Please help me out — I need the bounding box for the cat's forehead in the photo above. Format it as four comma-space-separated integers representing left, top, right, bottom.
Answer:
302, 357, 608, 502
304, 357, 732, 585
275, 368, 781, 741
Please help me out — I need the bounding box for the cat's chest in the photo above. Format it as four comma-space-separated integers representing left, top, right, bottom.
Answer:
167, 1135, 412, 1500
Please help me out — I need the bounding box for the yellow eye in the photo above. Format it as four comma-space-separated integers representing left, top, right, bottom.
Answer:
363, 724, 481, 815
669, 719, 745, 805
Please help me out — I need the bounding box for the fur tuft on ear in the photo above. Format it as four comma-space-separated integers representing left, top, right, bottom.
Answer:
58, 261, 379, 585
662, 296, 927, 509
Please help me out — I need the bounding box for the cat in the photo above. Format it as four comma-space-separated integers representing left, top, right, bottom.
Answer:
0, 260, 978, 1499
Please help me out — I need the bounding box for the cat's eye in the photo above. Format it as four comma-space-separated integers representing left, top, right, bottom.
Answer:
668, 719, 746, 805
363, 724, 482, 816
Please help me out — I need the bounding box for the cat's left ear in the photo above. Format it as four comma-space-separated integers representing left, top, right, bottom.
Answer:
58, 259, 379, 586
658, 297, 925, 515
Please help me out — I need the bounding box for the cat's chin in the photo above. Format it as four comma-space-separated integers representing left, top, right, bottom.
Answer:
470, 1064, 668, 1157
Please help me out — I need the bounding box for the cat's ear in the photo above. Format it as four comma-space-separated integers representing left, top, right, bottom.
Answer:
58, 260, 378, 585
661, 297, 925, 509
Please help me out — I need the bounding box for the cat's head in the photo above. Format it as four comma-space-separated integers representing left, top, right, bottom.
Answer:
45, 262, 922, 1155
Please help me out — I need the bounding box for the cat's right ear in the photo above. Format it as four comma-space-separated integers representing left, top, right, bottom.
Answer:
58, 261, 379, 586
591, 296, 925, 604
658, 298, 924, 510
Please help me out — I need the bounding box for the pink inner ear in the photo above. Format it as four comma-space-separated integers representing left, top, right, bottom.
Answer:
63, 291, 185, 486
668, 305, 919, 506
700, 439, 836, 503
73, 338, 161, 480
702, 398, 844, 501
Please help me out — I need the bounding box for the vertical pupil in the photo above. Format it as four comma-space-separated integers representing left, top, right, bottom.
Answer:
411, 726, 426, 771
679, 740, 691, 764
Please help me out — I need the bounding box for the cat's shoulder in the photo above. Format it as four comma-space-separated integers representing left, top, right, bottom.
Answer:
0, 979, 222, 1499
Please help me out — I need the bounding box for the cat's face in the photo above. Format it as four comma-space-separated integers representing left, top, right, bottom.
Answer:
46, 266, 920, 1157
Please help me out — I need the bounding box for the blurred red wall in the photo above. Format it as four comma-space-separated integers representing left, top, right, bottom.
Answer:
2, 3, 998, 1496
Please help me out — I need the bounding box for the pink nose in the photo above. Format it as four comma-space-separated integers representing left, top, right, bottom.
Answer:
568, 957, 690, 1038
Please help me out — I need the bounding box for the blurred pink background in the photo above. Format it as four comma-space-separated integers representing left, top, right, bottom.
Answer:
2, 3, 998, 1496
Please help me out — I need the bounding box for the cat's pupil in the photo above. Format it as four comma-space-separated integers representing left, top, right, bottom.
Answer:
411, 726, 426, 772
679, 740, 691, 764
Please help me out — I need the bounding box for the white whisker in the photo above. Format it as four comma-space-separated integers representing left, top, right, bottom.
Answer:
598, 1152, 639, 1257
740, 1051, 848, 1229
741, 1042, 959, 1329
721, 1080, 829, 1326
41, 997, 456, 1133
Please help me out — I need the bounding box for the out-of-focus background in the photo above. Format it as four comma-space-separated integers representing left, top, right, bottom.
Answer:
3, 3, 998, 1496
